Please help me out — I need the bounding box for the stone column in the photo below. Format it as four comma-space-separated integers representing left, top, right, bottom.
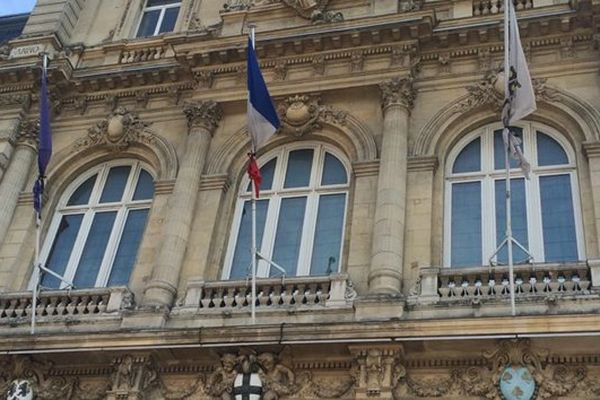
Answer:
583, 142, 600, 258
0, 120, 38, 248
368, 77, 415, 295
143, 101, 222, 308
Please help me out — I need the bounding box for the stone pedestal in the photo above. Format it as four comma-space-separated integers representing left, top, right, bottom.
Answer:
143, 101, 222, 311
368, 77, 415, 295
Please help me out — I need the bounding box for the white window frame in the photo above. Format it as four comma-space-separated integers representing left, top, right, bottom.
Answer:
443, 121, 585, 268
222, 143, 351, 279
32, 160, 154, 289
135, 0, 182, 38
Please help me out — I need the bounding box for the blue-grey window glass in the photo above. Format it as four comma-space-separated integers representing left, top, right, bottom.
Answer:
107, 209, 150, 286
67, 175, 97, 206
148, 0, 180, 6
230, 200, 269, 279
537, 132, 568, 166
136, 9, 160, 37
451, 182, 482, 267
133, 170, 154, 201
158, 6, 179, 33
271, 197, 307, 276
73, 212, 117, 288
321, 153, 347, 185
540, 175, 578, 262
494, 127, 523, 170
452, 137, 481, 173
247, 158, 277, 192
42, 214, 84, 288
284, 150, 314, 188
100, 166, 131, 203
310, 194, 346, 275
495, 179, 529, 264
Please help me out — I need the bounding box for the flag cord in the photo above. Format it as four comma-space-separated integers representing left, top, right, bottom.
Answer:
250, 26, 257, 325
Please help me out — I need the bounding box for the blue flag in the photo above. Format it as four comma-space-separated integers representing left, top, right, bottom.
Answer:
34, 63, 52, 214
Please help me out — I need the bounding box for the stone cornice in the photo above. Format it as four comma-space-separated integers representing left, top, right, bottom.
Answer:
583, 142, 600, 158
407, 156, 438, 172
353, 160, 380, 177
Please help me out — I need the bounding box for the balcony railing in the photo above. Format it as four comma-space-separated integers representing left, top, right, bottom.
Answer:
0, 287, 133, 325
473, 0, 533, 15
415, 262, 599, 305
177, 273, 355, 314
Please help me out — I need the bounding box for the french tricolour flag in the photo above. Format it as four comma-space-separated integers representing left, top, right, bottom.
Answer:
247, 36, 280, 197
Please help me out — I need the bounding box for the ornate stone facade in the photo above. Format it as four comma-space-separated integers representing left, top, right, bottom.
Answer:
0, 0, 599, 399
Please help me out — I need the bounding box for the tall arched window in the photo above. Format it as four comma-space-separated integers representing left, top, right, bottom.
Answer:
223, 144, 350, 279
444, 122, 584, 268
39, 161, 154, 288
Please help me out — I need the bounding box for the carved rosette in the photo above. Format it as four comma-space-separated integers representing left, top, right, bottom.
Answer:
74, 107, 153, 152
183, 100, 223, 134
379, 77, 416, 112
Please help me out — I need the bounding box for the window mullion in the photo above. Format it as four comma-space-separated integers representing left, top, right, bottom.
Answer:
481, 177, 494, 266
259, 196, 280, 277
222, 199, 247, 280
153, 8, 166, 36
298, 192, 319, 276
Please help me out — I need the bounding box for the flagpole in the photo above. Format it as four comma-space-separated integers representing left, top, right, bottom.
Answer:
249, 26, 258, 325
504, 0, 517, 317
31, 53, 49, 335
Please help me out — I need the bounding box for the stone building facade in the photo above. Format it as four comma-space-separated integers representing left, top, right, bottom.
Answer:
0, 0, 600, 398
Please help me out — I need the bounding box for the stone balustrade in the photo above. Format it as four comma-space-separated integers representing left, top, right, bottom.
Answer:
179, 273, 355, 313
417, 263, 595, 305
473, 0, 532, 16
120, 46, 167, 64
0, 287, 133, 324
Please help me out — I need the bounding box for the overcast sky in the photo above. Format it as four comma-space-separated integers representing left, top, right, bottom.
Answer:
0, 0, 37, 17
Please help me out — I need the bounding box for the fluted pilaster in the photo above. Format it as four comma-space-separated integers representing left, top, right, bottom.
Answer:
143, 101, 222, 309
368, 77, 415, 294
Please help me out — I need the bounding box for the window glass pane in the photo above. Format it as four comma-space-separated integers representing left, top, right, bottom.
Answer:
147, 0, 180, 6
540, 175, 578, 262
133, 170, 154, 201
100, 166, 131, 203
451, 182, 482, 267
494, 127, 523, 170
136, 9, 160, 37
247, 158, 277, 193
537, 132, 568, 166
73, 212, 117, 288
230, 200, 269, 279
452, 138, 481, 173
310, 194, 346, 275
41, 214, 84, 288
321, 153, 347, 186
284, 150, 314, 188
107, 209, 150, 286
67, 175, 97, 206
272, 197, 307, 276
158, 6, 179, 33
495, 179, 529, 264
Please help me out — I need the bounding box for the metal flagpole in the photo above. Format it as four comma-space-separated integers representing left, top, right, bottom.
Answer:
504, 0, 517, 317
250, 26, 258, 325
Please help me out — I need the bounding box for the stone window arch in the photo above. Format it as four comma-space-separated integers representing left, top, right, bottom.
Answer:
36, 160, 154, 289
444, 121, 584, 268
222, 143, 350, 279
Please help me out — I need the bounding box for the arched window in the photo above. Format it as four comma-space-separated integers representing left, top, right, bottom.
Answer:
223, 144, 350, 279
39, 161, 154, 288
444, 122, 583, 268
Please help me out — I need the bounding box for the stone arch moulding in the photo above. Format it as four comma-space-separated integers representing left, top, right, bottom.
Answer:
412, 77, 600, 157
205, 96, 378, 177
46, 107, 179, 199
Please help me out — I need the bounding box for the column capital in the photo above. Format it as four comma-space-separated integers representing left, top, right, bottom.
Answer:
15, 119, 39, 150
183, 100, 223, 134
379, 76, 416, 112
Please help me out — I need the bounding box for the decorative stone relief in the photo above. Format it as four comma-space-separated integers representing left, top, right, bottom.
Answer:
74, 107, 154, 152
351, 51, 365, 72
16, 119, 39, 148
379, 76, 416, 111
277, 95, 348, 136
0, 357, 73, 400
194, 70, 214, 89
273, 61, 288, 81
183, 100, 223, 133
107, 354, 157, 399
350, 345, 403, 399
312, 55, 326, 76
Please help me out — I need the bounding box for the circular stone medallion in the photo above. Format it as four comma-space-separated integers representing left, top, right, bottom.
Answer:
7, 379, 33, 400
499, 366, 536, 400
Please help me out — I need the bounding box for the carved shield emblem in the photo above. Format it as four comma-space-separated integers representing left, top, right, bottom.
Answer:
233, 372, 262, 400
106, 115, 125, 142
7, 380, 33, 400
282, 0, 330, 18
499, 366, 536, 400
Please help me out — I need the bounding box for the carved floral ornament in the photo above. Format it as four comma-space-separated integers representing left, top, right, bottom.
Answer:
224, 0, 344, 23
